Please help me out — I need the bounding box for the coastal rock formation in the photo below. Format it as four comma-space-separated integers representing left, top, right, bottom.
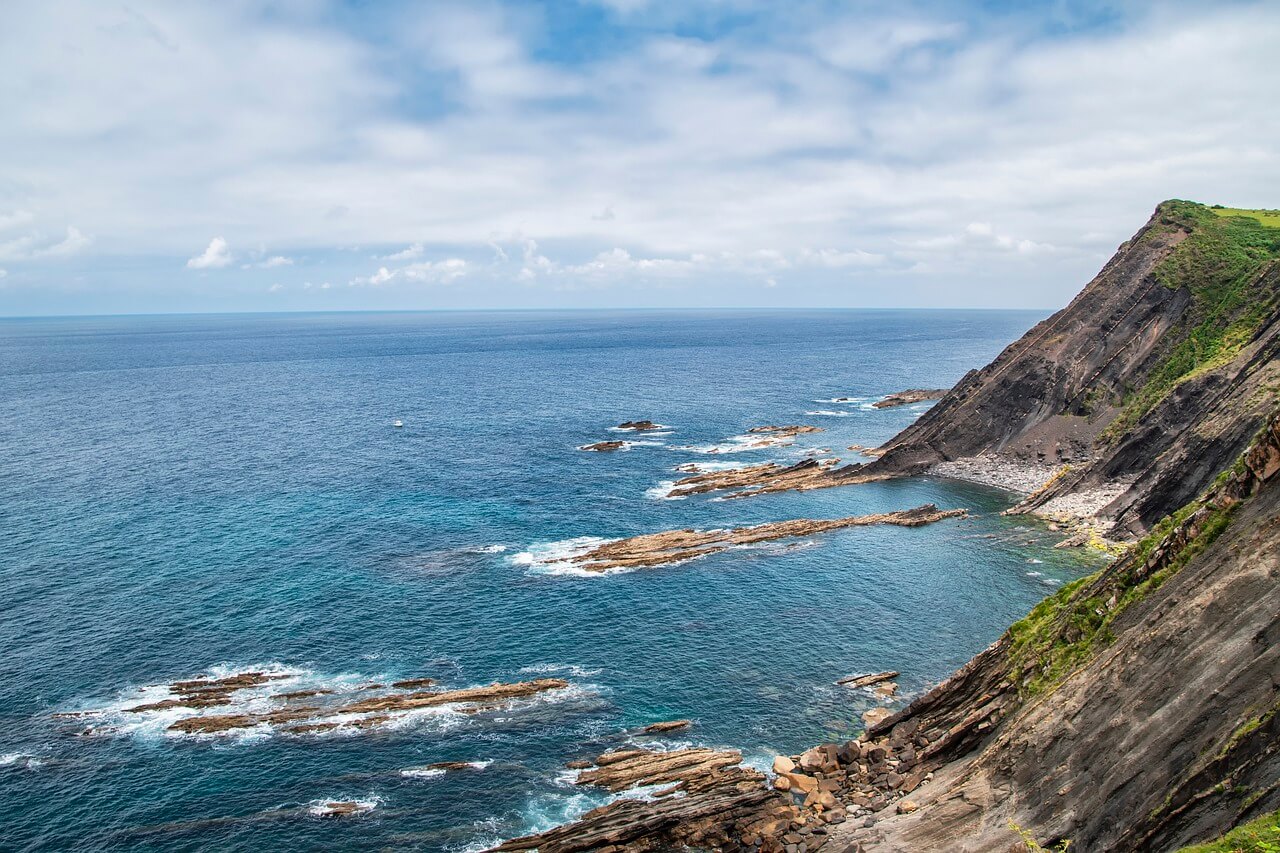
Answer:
746, 425, 824, 436
490, 748, 804, 853
65, 675, 569, 738
833, 408, 1280, 852
580, 440, 627, 452
617, 420, 664, 431
667, 458, 856, 499
836, 671, 899, 689
643, 719, 692, 733
539, 506, 966, 572
862, 201, 1280, 537
871, 390, 946, 409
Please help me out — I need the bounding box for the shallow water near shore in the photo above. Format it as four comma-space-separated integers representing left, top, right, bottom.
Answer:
0, 309, 1107, 851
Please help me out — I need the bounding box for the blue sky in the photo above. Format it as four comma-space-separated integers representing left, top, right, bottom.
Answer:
1, 0, 1278, 316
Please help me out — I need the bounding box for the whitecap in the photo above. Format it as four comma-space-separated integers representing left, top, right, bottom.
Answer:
674, 433, 795, 454
518, 663, 604, 678
400, 767, 447, 779
804, 410, 856, 417
0, 752, 42, 770
673, 460, 753, 474
644, 481, 686, 500
306, 795, 381, 818
509, 537, 667, 577
509, 536, 615, 569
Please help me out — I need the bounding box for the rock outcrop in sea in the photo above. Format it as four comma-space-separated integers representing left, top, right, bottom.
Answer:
529, 505, 966, 572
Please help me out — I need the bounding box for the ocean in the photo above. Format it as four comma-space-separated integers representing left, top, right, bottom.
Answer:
0, 309, 1105, 851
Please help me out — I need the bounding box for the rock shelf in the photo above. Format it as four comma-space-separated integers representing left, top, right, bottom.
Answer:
543, 506, 966, 572
837, 671, 900, 689
667, 458, 847, 498
490, 719, 941, 853
489, 747, 797, 852
746, 425, 824, 436
66, 673, 570, 737
872, 389, 947, 409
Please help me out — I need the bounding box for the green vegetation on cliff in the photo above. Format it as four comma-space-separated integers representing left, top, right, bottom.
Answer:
1174, 807, 1280, 852
1006, 493, 1237, 698
1104, 200, 1280, 441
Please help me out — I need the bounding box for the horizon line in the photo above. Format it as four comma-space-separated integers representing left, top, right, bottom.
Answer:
0, 305, 1058, 321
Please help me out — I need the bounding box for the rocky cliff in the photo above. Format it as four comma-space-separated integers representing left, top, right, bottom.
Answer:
839, 407, 1280, 852
864, 201, 1280, 537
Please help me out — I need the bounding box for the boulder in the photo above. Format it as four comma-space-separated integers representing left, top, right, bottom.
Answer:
862, 708, 894, 729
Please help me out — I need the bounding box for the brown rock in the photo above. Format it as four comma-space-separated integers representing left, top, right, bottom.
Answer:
786, 772, 819, 794
836, 671, 900, 689
390, 678, 436, 689
896, 799, 919, 814
862, 708, 894, 729
643, 719, 692, 733
539, 508, 965, 572
872, 389, 947, 409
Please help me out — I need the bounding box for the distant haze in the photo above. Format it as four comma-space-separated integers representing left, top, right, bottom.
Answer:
1, 0, 1278, 315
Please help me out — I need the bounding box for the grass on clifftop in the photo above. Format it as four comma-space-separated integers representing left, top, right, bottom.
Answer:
1174, 807, 1280, 852
1211, 206, 1280, 228
1103, 200, 1280, 442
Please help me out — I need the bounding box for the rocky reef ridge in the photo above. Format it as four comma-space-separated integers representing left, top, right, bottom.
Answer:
535, 505, 966, 572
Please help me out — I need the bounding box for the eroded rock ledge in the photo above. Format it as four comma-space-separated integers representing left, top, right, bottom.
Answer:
872, 390, 947, 409
489, 747, 798, 853
61, 675, 569, 737
488, 726, 941, 853
544, 505, 966, 572
668, 458, 847, 498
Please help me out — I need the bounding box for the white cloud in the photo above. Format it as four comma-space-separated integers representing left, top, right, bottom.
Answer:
402, 258, 467, 283
267, 282, 284, 292
380, 242, 424, 261
186, 237, 233, 269
797, 248, 886, 268
257, 255, 293, 268
34, 226, 92, 257
0, 269, 7, 278
351, 258, 468, 286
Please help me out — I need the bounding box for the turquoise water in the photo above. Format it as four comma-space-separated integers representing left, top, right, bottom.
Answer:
0, 310, 1104, 851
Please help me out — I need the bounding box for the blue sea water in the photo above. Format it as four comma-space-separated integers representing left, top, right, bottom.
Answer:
0, 309, 1105, 851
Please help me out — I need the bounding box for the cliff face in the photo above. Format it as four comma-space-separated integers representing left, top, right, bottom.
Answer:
864, 201, 1280, 536
840, 411, 1280, 852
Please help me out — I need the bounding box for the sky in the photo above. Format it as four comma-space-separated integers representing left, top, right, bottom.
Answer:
1, 0, 1278, 316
